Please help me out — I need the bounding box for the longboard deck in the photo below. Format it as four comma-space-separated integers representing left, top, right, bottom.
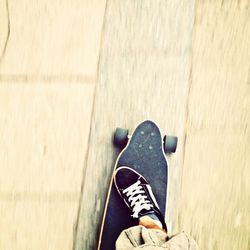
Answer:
98, 120, 168, 250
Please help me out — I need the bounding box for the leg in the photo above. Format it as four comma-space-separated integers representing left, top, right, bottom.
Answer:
139, 215, 165, 232
116, 226, 198, 250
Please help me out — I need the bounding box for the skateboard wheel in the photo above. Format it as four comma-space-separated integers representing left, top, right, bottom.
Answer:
114, 128, 129, 148
163, 135, 178, 153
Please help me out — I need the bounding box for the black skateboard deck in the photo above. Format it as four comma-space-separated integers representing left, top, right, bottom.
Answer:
98, 120, 175, 250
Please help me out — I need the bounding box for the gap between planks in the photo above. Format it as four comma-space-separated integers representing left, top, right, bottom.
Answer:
0, 75, 96, 84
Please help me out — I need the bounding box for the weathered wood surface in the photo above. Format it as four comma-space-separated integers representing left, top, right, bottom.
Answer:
0, 0, 106, 77
0, 0, 106, 249
0, 82, 94, 249
178, 1, 250, 250
74, 1, 194, 249
0, 0, 250, 249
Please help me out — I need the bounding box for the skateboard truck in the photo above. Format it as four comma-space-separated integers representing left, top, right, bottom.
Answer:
114, 127, 178, 153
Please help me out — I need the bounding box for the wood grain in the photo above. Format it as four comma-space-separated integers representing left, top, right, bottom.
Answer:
74, 1, 194, 249
0, 82, 94, 249
0, 0, 10, 63
0, 201, 78, 250
178, 1, 250, 249
0, 0, 106, 77
0, 0, 106, 248
1, 1, 249, 249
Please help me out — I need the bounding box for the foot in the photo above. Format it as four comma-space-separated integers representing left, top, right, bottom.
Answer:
114, 166, 167, 231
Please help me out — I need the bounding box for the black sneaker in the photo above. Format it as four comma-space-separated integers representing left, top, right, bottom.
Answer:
114, 166, 167, 231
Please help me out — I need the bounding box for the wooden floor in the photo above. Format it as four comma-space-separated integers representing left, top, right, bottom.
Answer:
0, 0, 249, 249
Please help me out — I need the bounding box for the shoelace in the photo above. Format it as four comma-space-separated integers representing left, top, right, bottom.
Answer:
123, 180, 153, 218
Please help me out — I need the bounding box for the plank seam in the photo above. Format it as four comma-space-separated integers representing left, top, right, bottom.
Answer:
176, 0, 197, 230
0, 0, 10, 65
72, 0, 109, 249
0, 74, 96, 84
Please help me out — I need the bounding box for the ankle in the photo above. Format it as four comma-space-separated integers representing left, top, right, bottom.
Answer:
139, 215, 165, 232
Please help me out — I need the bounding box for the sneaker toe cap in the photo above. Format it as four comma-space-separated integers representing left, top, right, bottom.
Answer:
114, 167, 140, 190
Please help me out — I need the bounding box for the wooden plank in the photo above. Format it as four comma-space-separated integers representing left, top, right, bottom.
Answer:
178, 2, 250, 250
0, 201, 78, 250
0, 0, 106, 77
0, 82, 94, 249
74, 1, 195, 249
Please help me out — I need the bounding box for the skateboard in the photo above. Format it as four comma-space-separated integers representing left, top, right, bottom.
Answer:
97, 120, 177, 250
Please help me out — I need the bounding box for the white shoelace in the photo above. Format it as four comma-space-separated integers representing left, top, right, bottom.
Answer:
123, 180, 153, 218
